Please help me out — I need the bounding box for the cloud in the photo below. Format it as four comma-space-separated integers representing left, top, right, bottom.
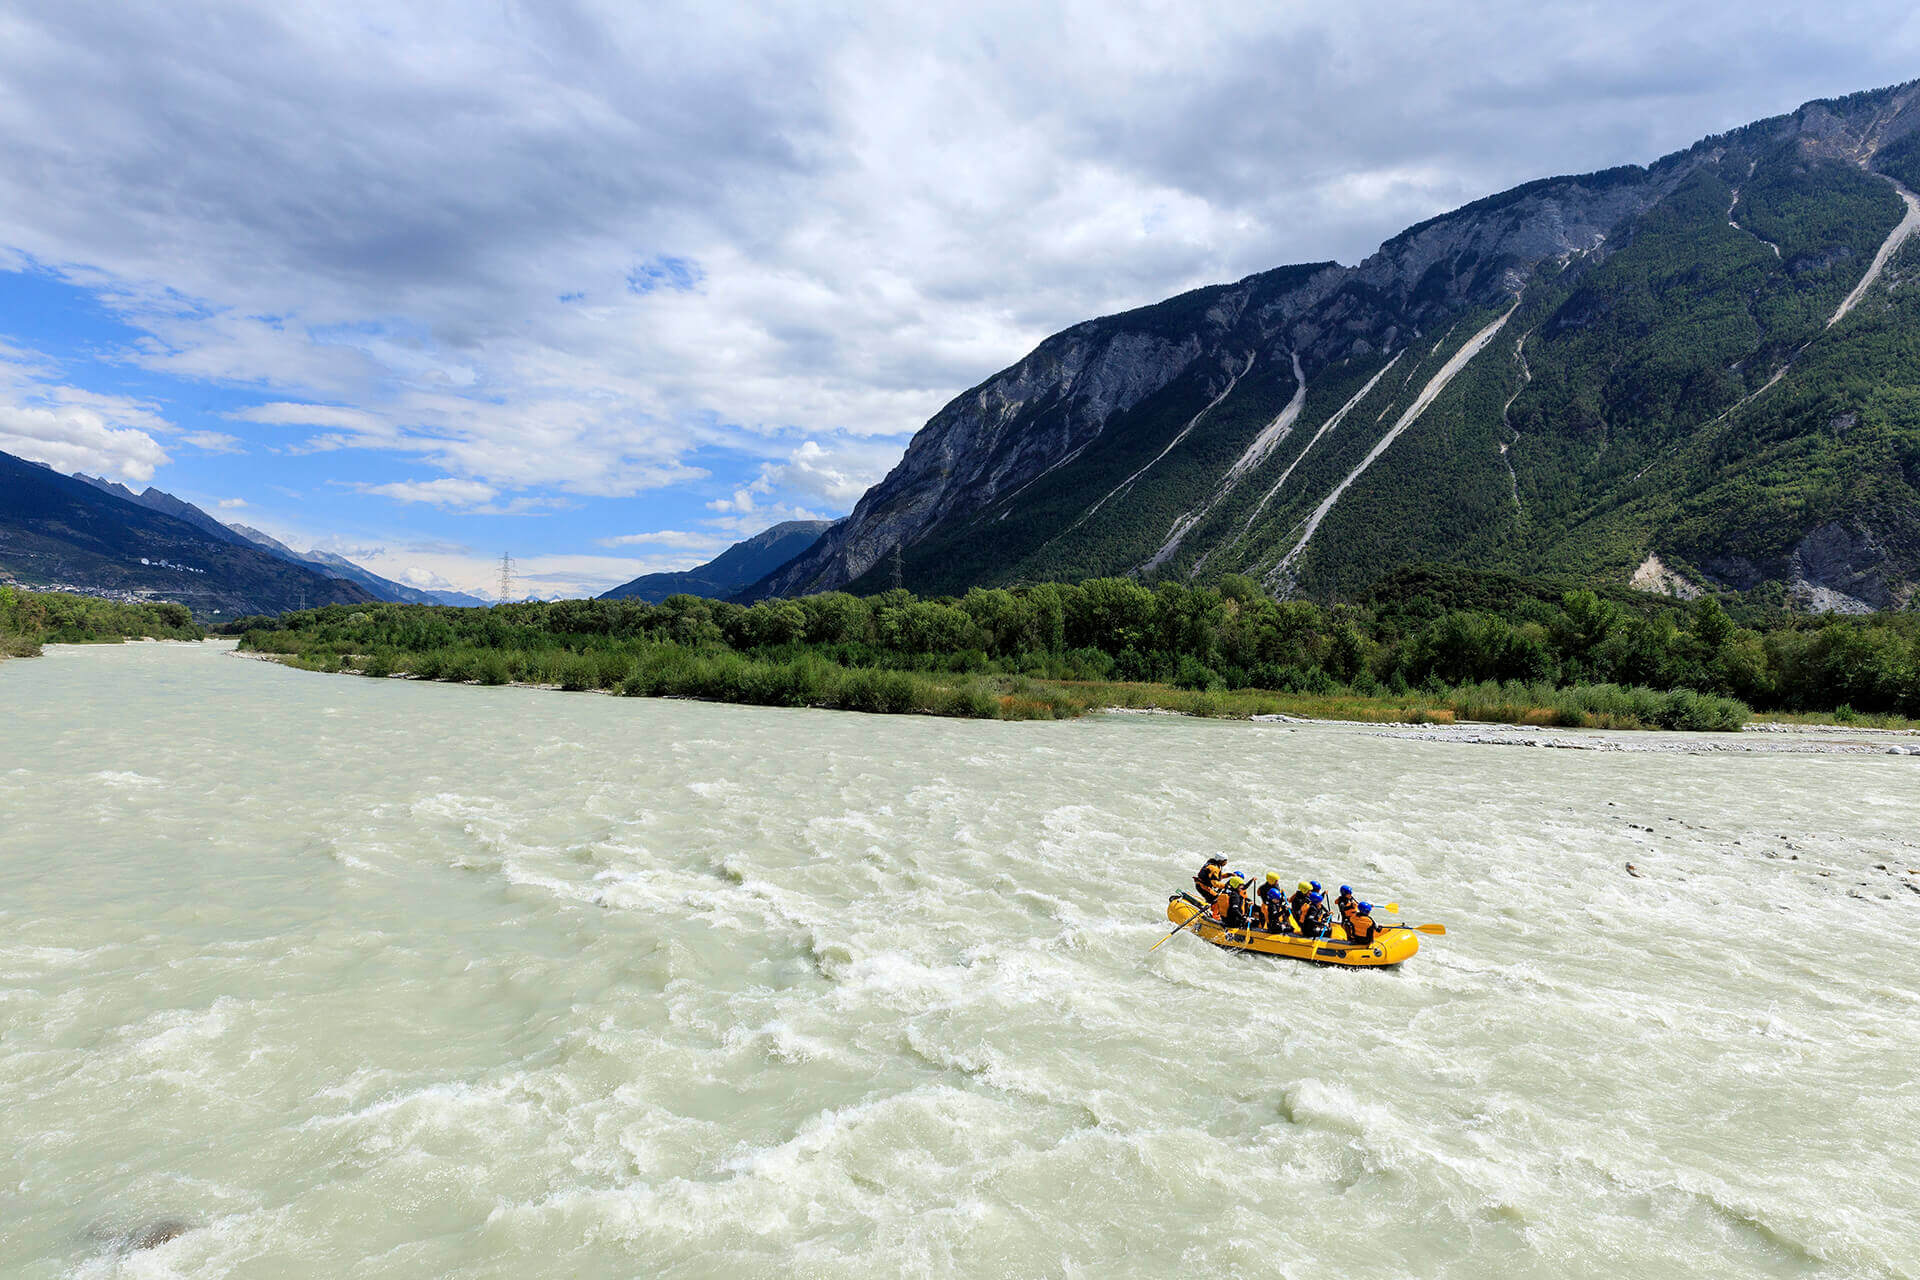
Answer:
232, 402, 392, 433
358, 477, 499, 507
597, 529, 732, 550
706, 487, 760, 514
753, 439, 897, 507
0, 401, 170, 482
182, 431, 245, 453
393, 565, 457, 591
2, 1, 1917, 526
0, 347, 175, 481
216, 497, 246, 509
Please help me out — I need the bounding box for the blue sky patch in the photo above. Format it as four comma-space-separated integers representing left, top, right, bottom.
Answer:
626, 256, 705, 295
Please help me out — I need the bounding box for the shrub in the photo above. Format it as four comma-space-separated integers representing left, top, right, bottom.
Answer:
1173, 654, 1225, 691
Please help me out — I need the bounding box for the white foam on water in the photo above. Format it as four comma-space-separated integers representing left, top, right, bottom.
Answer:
4, 642, 1919, 1277
89, 770, 164, 788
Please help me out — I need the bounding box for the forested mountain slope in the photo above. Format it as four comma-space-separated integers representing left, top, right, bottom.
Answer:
750, 82, 1920, 612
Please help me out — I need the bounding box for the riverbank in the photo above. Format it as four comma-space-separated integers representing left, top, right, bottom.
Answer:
0, 586, 202, 659
224, 579, 1920, 732
239, 646, 1757, 731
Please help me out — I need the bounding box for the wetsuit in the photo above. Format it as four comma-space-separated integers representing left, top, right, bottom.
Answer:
1343, 907, 1378, 944
1287, 889, 1312, 926
1195, 863, 1227, 900
1258, 885, 1290, 932
1298, 900, 1329, 938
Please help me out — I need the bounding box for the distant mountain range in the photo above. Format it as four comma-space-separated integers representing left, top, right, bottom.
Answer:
601, 520, 832, 602
219, 522, 487, 607
747, 81, 1920, 613
71, 474, 487, 607
1, 450, 373, 617
0, 450, 494, 617
1, 443, 824, 615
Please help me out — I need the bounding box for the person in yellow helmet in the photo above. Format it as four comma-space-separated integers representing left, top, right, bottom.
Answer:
1287, 880, 1313, 929
1256, 872, 1291, 932
1215, 874, 1252, 928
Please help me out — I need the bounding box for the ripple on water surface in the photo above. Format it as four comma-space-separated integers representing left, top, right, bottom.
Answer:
1, 641, 1917, 1278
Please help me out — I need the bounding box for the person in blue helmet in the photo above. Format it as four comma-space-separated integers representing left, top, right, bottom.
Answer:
1297, 891, 1330, 938
1257, 872, 1291, 932
1342, 899, 1380, 945
1334, 884, 1358, 918
1286, 880, 1313, 929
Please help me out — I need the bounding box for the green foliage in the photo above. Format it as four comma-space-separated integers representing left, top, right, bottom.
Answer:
227, 566, 1920, 725
0, 586, 203, 658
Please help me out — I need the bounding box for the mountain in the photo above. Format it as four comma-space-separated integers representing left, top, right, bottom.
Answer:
76, 474, 261, 548
0, 450, 373, 617
223, 522, 304, 560
600, 520, 833, 602
222, 525, 487, 607
298, 550, 489, 607
69, 483, 490, 607
749, 82, 1920, 613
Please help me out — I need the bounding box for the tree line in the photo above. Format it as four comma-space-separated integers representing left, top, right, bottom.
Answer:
0, 586, 202, 658
228, 566, 1920, 727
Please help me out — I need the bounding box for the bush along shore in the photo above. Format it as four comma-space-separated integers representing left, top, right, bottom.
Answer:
0, 586, 203, 659
228, 566, 1919, 730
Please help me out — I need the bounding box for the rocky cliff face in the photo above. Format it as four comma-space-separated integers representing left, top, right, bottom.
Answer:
750, 81, 1920, 609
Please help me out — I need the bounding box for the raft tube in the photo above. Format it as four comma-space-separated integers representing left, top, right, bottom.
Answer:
1165, 893, 1418, 967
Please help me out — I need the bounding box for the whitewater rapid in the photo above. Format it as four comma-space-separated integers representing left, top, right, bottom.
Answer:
3, 642, 1917, 1278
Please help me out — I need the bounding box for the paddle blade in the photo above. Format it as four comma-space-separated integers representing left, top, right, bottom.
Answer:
1149, 909, 1202, 951
1412, 923, 1447, 935
1382, 903, 1400, 914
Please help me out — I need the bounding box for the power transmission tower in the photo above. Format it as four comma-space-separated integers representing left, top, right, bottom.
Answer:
497, 552, 516, 604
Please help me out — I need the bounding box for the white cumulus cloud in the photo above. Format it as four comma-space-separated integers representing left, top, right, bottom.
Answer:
0, 402, 171, 483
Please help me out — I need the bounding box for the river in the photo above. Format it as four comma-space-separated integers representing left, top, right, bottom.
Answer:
3, 641, 1916, 1278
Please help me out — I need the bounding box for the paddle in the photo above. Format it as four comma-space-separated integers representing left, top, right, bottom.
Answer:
1148, 901, 1209, 952
1402, 922, 1446, 935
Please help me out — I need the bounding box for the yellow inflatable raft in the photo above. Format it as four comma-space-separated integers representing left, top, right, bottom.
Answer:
1165, 893, 1419, 967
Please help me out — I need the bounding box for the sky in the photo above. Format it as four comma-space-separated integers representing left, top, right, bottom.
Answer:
2, 2, 1917, 598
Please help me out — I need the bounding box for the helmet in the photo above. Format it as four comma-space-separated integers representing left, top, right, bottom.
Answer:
1226, 875, 1245, 888
1310, 892, 1323, 903
1297, 881, 1312, 893
1340, 885, 1352, 896
1310, 881, 1322, 892
1206, 856, 1227, 866
1359, 902, 1372, 913
1266, 872, 1280, 884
